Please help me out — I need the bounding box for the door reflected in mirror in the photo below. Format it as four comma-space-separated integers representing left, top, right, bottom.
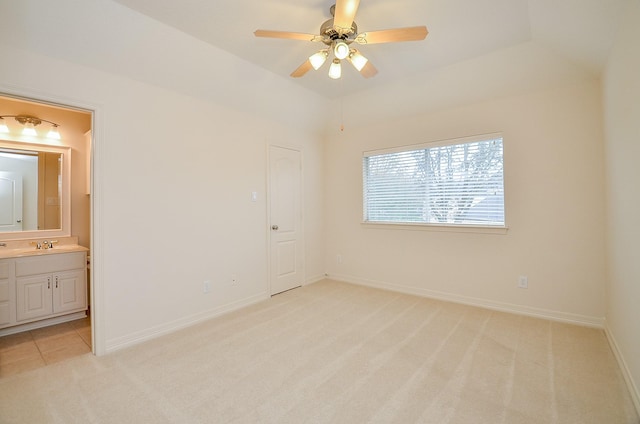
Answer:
0, 148, 63, 233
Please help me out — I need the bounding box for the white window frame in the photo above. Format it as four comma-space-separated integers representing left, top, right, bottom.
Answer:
362, 133, 507, 233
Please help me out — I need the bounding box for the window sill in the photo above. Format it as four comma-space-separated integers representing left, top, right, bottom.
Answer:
361, 221, 509, 235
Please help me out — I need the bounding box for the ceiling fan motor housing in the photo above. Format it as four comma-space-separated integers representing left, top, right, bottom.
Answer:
320, 18, 357, 43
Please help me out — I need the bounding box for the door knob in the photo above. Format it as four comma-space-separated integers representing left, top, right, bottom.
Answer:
271, 225, 279, 230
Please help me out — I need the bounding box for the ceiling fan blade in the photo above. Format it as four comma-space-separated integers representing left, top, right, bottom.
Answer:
355, 26, 428, 44
254, 30, 324, 42
290, 60, 314, 78
360, 61, 378, 78
333, 0, 360, 34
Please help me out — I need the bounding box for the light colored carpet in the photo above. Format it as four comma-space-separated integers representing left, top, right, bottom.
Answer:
0, 279, 638, 424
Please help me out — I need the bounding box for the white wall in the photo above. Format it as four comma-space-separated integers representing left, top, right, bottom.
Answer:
603, 0, 640, 411
324, 77, 606, 325
0, 0, 328, 353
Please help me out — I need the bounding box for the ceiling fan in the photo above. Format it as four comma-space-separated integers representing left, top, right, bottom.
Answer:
254, 0, 428, 80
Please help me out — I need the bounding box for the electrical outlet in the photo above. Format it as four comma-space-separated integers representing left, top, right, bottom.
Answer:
518, 276, 528, 289
203, 280, 211, 293
337, 254, 343, 264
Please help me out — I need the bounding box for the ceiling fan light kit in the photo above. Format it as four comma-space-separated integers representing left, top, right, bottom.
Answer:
348, 49, 368, 71
309, 50, 329, 70
328, 59, 342, 79
254, 0, 428, 80
333, 40, 350, 60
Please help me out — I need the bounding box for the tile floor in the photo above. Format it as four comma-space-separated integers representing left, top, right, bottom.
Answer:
0, 317, 91, 378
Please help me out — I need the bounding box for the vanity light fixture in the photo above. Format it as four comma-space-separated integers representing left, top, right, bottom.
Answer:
46, 124, 61, 140
22, 122, 37, 136
0, 115, 61, 139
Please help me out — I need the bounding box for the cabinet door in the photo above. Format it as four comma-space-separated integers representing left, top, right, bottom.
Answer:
16, 274, 53, 322
0, 261, 10, 326
53, 269, 87, 314
0, 279, 10, 326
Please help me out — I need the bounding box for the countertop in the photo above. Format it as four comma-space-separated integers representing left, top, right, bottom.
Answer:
0, 236, 88, 259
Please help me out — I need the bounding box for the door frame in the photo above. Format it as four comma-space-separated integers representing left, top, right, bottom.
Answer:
0, 86, 105, 356
266, 143, 305, 295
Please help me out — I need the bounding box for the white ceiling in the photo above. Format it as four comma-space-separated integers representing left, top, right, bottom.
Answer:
111, 0, 627, 99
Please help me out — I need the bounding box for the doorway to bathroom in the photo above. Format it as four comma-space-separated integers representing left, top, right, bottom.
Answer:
0, 93, 96, 374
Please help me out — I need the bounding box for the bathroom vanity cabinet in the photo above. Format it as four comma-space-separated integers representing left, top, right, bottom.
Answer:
0, 260, 10, 326
0, 249, 88, 334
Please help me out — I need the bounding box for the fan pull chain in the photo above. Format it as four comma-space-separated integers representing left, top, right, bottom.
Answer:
340, 97, 344, 132
340, 78, 345, 132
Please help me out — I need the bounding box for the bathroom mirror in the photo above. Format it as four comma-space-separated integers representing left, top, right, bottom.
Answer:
0, 141, 71, 240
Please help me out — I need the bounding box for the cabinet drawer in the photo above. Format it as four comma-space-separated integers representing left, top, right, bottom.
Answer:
0, 261, 8, 279
15, 252, 86, 277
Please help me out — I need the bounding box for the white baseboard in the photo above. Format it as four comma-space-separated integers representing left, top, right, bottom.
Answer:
329, 273, 605, 328
305, 273, 326, 286
105, 292, 269, 354
604, 320, 640, 416
0, 311, 87, 337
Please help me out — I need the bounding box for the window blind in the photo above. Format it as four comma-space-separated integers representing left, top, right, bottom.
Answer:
363, 137, 505, 226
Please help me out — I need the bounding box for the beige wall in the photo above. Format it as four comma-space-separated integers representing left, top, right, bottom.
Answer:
324, 78, 606, 325
604, 0, 640, 410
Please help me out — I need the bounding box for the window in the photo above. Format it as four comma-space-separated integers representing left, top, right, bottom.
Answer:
363, 135, 505, 227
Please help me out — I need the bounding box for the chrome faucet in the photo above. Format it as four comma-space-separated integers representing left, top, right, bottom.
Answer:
42, 240, 58, 249
29, 240, 58, 250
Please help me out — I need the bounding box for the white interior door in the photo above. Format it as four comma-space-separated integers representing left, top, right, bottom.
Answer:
0, 171, 23, 232
269, 145, 304, 295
